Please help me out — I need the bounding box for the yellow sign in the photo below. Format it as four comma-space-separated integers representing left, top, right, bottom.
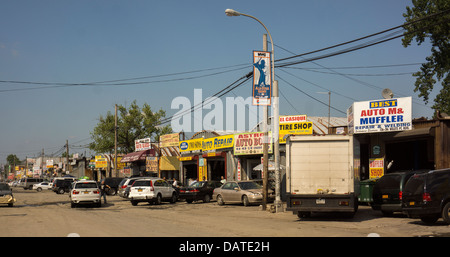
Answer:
95, 155, 107, 169
179, 138, 203, 153
369, 158, 384, 179
279, 122, 313, 143
180, 135, 234, 153
160, 133, 180, 148
202, 135, 234, 152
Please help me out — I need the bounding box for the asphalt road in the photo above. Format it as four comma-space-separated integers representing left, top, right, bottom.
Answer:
2, 187, 449, 238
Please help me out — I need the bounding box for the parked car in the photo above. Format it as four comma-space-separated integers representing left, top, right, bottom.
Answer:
402, 168, 450, 224
100, 177, 124, 195
70, 180, 101, 208
371, 169, 430, 216
213, 180, 274, 206
20, 178, 44, 190
179, 181, 222, 203
118, 177, 152, 198
33, 181, 53, 192
52, 179, 75, 194
129, 178, 177, 206
0, 182, 15, 207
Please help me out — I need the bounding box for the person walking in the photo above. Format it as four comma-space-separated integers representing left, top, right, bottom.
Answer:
100, 180, 111, 204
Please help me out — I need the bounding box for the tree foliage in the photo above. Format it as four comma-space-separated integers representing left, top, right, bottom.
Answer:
6, 154, 21, 166
89, 100, 172, 154
402, 0, 450, 115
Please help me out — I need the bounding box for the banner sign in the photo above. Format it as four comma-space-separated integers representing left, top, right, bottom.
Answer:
160, 133, 179, 148
179, 138, 203, 153
252, 51, 272, 106
234, 132, 273, 155
135, 138, 152, 151
348, 97, 412, 134
369, 158, 384, 179
202, 135, 234, 152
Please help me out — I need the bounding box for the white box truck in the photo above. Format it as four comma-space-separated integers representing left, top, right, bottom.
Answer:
286, 135, 360, 218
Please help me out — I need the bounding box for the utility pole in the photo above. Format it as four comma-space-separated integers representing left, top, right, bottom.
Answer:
114, 104, 118, 177
66, 139, 69, 174
262, 33, 269, 211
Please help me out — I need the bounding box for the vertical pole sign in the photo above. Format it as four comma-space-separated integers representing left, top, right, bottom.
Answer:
252, 51, 272, 106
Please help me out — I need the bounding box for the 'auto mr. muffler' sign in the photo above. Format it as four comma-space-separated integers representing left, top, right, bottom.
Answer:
348, 97, 412, 134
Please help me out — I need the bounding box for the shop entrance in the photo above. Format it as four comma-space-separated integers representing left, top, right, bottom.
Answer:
208, 158, 225, 181
386, 139, 434, 171
183, 162, 198, 182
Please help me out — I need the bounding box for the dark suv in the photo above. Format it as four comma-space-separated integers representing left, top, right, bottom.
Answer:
100, 177, 124, 195
52, 179, 74, 194
402, 168, 450, 224
371, 170, 429, 216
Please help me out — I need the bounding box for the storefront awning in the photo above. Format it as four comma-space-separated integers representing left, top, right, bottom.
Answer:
392, 127, 431, 139
121, 149, 155, 163
160, 156, 180, 171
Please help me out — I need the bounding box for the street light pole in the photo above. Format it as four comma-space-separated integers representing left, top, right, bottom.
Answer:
225, 9, 281, 212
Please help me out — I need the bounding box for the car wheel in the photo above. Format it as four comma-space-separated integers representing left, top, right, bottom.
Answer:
242, 195, 250, 206
155, 194, 162, 205
217, 195, 224, 206
71, 202, 76, 208
441, 202, 450, 224
170, 193, 177, 204
131, 200, 138, 206
186, 199, 193, 203
203, 194, 211, 203
58, 188, 65, 194
36, 187, 42, 192
420, 215, 439, 224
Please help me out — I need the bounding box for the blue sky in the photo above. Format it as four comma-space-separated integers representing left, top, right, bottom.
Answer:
0, 0, 436, 161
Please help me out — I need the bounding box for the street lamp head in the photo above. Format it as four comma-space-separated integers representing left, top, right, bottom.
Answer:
225, 9, 241, 17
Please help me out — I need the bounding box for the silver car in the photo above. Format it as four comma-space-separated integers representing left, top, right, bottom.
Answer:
213, 181, 274, 206
70, 180, 101, 208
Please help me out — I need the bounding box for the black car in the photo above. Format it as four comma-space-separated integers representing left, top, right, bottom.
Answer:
52, 179, 74, 194
402, 168, 450, 224
100, 177, 124, 195
371, 169, 429, 216
179, 181, 223, 203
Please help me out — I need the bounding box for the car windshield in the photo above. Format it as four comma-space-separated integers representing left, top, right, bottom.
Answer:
133, 180, 151, 187
75, 182, 98, 189
190, 181, 206, 188
404, 175, 426, 195
238, 181, 262, 190
376, 175, 402, 190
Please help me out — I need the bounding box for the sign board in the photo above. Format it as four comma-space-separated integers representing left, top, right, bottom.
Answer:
160, 133, 180, 148
202, 134, 234, 152
279, 115, 312, 143
95, 155, 107, 169
146, 156, 158, 172
252, 51, 272, 106
369, 158, 384, 179
179, 138, 203, 153
234, 132, 273, 155
135, 138, 152, 151
348, 97, 412, 134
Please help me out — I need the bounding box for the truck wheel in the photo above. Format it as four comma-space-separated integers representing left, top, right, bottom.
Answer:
297, 212, 311, 219
441, 202, 450, 224
420, 215, 439, 224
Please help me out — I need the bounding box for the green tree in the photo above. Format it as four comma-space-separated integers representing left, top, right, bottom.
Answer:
89, 100, 172, 154
402, 0, 450, 115
6, 154, 21, 166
